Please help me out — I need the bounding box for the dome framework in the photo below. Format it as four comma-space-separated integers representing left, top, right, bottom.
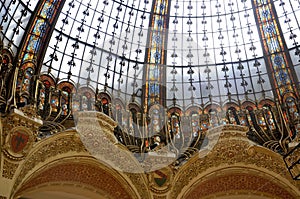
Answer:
0, 0, 300, 176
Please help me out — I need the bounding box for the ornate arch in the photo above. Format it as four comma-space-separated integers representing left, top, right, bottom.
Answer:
11, 129, 150, 199
14, 157, 139, 199
170, 126, 300, 199
181, 167, 298, 199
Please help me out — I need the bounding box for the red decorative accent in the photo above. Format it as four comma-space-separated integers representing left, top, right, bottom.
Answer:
11, 132, 29, 153
102, 98, 108, 105
17, 163, 133, 199
186, 173, 295, 199
154, 170, 167, 187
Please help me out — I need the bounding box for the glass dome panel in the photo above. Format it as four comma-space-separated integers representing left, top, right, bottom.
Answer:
42, 0, 154, 103
40, 0, 300, 108
0, 0, 40, 53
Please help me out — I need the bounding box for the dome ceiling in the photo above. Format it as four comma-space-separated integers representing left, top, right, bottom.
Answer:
0, 0, 300, 176
0, 0, 40, 53
38, 0, 300, 108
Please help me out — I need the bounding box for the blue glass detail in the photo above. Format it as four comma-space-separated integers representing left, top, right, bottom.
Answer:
274, 56, 283, 66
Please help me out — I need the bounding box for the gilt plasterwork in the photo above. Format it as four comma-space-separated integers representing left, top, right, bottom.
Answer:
2, 108, 42, 160
12, 131, 86, 194
10, 111, 150, 199
183, 171, 296, 199
2, 159, 18, 179
170, 125, 300, 199
148, 166, 174, 194
14, 158, 138, 199
2, 118, 298, 199
74, 111, 153, 174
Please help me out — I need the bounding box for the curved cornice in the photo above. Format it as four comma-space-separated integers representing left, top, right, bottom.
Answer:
171, 125, 300, 199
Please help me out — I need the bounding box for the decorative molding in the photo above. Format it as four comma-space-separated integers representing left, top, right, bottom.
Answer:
124, 172, 151, 199
9, 111, 150, 199
153, 195, 167, 199
2, 159, 18, 179
148, 166, 173, 194
185, 173, 295, 199
2, 108, 42, 160
4, 120, 299, 199
170, 127, 300, 199
16, 182, 112, 199
0, 196, 7, 199
74, 111, 117, 135
3, 128, 34, 160
74, 111, 145, 173
19, 105, 41, 121
15, 161, 136, 199
12, 132, 86, 193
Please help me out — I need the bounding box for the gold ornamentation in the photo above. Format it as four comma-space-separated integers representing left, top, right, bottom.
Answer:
124, 172, 151, 199
74, 111, 118, 144
12, 132, 86, 193
148, 166, 173, 194
74, 111, 147, 173
185, 173, 295, 199
19, 105, 41, 120
2, 108, 42, 160
170, 127, 300, 199
2, 159, 18, 179
15, 162, 136, 199
153, 195, 167, 199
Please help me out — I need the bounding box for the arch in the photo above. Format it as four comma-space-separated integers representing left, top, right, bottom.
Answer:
11, 130, 150, 199
39, 74, 56, 88
170, 127, 300, 199
258, 98, 276, 108
226, 106, 239, 125
97, 91, 112, 115
181, 167, 298, 199
14, 157, 139, 199
17, 61, 36, 96
241, 100, 256, 110
203, 103, 221, 114
223, 101, 240, 111
185, 105, 202, 116
127, 102, 142, 113
97, 91, 112, 103
75, 86, 96, 111
57, 80, 76, 94
2, 49, 14, 65
113, 97, 125, 110
16, 184, 111, 199
0, 48, 14, 102
167, 106, 183, 117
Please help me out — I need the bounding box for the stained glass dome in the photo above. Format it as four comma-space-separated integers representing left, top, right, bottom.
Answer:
1, 0, 300, 167
35, 0, 300, 108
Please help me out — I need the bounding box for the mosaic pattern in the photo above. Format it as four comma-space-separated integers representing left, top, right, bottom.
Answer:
0, 0, 40, 53
144, 0, 169, 109
254, 0, 296, 97
16, 0, 62, 96
21, 0, 61, 63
